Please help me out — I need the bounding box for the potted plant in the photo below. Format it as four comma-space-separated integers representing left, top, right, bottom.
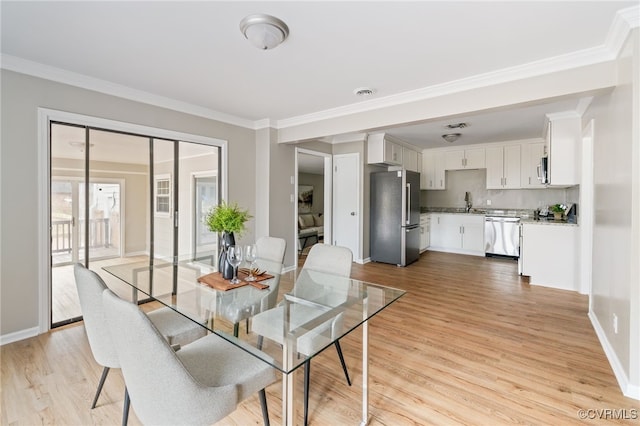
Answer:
205, 201, 252, 279
549, 203, 566, 220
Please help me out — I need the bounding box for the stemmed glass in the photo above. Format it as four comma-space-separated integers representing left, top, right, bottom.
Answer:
244, 244, 258, 281
227, 245, 243, 284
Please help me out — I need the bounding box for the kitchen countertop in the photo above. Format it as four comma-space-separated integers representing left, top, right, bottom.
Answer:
421, 207, 579, 226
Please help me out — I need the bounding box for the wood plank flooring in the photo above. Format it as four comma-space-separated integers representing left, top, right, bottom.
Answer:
2, 251, 638, 425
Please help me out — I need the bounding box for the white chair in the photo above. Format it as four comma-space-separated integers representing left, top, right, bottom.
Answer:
251, 244, 353, 425
73, 263, 207, 424
102, 288, 278, 426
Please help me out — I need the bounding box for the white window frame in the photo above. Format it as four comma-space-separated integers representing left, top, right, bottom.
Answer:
154, 173, 172, 217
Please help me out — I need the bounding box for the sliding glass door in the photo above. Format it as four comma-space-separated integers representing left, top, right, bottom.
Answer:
50, 122, 221, 327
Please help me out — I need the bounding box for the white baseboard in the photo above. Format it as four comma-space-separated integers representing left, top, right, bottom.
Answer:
589, 311, 640, 400
0, 326, 40, 346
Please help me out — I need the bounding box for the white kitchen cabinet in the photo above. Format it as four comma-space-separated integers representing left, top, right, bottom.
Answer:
421, 150, 446, 190
420, 214, 430, 252
367, 133, 403, 166
486, 145, 521, 189
444, 147, 485, 170
544, 113, 581, 186
520, 142, 546, 188
403, 147, 419, 172
521, 223, 577, 291
429, 213, 484, 256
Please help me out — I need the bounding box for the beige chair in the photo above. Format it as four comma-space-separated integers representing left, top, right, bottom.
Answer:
73, 264, 206, 424
251, 244, 353, 425
102, 288, 277, 425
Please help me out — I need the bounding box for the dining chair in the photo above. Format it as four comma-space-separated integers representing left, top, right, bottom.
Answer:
102, 288, 278, 426
73, 263, 207, 424
251, 243, 353, 425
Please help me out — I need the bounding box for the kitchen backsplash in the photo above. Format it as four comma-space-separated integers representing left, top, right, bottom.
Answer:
422, 169, 579, 211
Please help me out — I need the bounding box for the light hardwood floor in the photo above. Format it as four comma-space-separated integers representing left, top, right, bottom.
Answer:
2, 251, 638, 425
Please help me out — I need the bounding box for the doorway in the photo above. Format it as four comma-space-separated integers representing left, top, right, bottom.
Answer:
46, 116, 224, 329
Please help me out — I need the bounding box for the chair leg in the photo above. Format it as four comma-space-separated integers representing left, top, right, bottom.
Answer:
122, 387, 130, 426
91, 367, 110, 408
334, 340, 352, 386
259, 388, 270, 426
233, 322, 239, 337
257, 335, 264, 350
246, 318, 250, 334
304, 361, 310, 426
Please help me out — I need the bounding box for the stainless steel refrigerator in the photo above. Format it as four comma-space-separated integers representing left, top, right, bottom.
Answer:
370, 170, 421, 266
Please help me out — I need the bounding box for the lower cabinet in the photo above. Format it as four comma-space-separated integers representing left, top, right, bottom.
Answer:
521, 223, 577, 291
429, 213, 484, 256
420, 214, 430, 252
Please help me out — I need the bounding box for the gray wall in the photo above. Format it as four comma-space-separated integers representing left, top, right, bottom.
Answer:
0, 70, 256, 336
583, 29, 639, 393
423, 169, 578, 212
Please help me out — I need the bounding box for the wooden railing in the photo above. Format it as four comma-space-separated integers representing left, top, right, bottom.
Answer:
51, 218, 111, 253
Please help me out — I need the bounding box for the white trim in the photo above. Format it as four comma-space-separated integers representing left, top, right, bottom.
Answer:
3, 55, 255, 129
37, 108, 228, 334
589, 311, 640, 400
0, 327, 40, 346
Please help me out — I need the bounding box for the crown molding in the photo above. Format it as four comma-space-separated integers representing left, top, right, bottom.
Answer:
605, 6, 640, 56
0, 54, 257, 130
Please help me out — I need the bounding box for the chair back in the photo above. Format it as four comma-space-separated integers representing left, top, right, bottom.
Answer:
302, 244, 352, 277
256, 236, 286, 312
102, 289, 238, 425
73, 263, 119, 368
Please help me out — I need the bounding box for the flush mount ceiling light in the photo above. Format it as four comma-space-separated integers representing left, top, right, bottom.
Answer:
445, 122, 468, 129
240, 14, 289, 50
442, 133, 461, 143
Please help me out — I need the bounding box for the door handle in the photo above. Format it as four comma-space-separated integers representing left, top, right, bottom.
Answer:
350, 212, 356, 216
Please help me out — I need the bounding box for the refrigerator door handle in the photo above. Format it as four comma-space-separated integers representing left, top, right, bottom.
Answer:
405, 183, 411, 225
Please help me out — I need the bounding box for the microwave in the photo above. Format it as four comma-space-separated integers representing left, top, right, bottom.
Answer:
537, 156, 549, 184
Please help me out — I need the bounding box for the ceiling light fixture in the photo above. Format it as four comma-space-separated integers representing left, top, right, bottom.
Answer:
445, 122, 468, 129
239, 14, 289, 50
442, 133, 461, 143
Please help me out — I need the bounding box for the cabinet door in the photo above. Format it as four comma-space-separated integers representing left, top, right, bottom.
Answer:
521, 142, 546, 188
485, 146, 504, 189
431, 214, 461, 249
503, 145, 521, 189
403, 148, 418, 172
433, 151, 446, 189
464, 148, 486, 169
384, 140, 403, 165
461, 222, 484, 253
444, 150, 465, 170
421, 151, 434, 189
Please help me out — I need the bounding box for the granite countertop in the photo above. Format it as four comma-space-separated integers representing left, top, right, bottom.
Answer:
421, 207, 579, 226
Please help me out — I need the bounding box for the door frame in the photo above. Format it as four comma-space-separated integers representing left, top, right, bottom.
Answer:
37, 108, 228, 333
295, 148, 333, 253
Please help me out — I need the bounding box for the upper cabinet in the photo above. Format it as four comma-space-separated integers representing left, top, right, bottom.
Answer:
485, 145, 521, 189
544, 113, 581, 187
367, 133, 403, 166
421, 150, 446, 190
521, 142, 546, 188
403, 147, 419, 172
444, 147, 485, 170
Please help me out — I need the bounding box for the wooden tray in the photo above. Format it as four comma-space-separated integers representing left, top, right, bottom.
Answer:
197, 271, 272, 291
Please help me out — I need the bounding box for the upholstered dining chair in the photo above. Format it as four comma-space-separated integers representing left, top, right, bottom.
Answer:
102, 288, 278, 426
73, 263, 207, 424
251, 243, 353, 426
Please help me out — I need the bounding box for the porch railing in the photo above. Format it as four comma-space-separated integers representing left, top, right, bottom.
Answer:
51, 218, 111, 253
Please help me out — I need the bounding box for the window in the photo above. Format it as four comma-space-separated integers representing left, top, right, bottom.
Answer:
155, 174, 171, 216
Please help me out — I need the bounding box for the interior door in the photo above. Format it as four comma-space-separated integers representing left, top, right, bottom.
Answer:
333, 153, 360, 260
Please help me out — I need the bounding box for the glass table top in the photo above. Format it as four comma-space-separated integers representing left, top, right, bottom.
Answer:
103, 259, 405, 374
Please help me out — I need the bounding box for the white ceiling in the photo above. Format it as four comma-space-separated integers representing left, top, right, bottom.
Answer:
2, 1, 637, 149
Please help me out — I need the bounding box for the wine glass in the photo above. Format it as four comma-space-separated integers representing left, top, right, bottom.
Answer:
227, 245, 243, 284
244, 244, 258, 281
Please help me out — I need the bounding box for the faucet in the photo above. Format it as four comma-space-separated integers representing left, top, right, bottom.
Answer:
464, 191, 472, 213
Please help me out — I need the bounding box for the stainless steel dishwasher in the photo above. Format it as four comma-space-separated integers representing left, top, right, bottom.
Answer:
484, 216, 520, 258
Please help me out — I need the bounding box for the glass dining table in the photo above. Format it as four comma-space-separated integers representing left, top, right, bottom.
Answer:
103, 258, 405, 426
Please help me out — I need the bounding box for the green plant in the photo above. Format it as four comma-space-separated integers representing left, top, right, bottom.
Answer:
550, 203, 566, 213
205, 201, 252, 235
